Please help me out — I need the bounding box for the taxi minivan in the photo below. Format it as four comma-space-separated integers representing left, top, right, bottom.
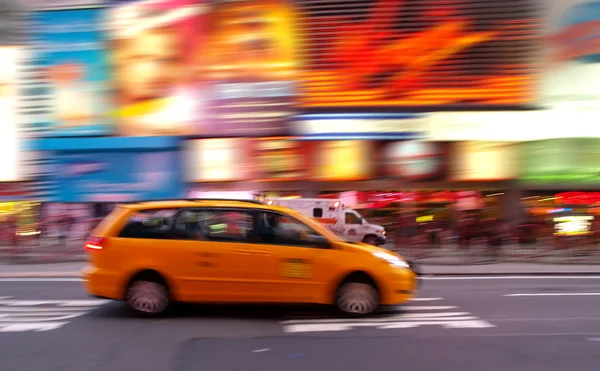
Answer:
82, 199, 419, 316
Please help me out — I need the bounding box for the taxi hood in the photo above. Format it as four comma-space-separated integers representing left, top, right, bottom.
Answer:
337, 240, 397, 256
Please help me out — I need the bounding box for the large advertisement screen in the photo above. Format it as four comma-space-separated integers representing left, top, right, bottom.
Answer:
201, 0, 298, 136
32, 8, 113, 137
0, 47, 21, 182
297, 0, 539, 108
541, 0, 600, 110
46, 150, 184, 202
107, 0, 206, 136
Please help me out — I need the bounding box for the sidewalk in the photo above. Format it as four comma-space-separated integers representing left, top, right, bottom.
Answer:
1, 261, 600, 278
422, 262, 600, 276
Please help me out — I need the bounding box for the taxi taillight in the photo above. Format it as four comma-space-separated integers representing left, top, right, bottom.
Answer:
84, 236, 105, 252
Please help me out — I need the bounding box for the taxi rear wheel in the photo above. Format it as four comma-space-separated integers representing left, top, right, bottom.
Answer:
126, 275, 170, 317
335, 281, 379, 317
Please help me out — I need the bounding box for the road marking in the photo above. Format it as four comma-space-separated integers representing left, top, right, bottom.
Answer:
281, 313, 474, 325
0, 300, 110, 306
587, 338, 600, 341
504, 293, 600, 297
410, 298, 442, 301
423, 276, 600, 280
0, 297, 13, 300
0, 278, 83, 282
0, 322, 68, 332
283, 319, 494, 333
0, 299, 108, 332
403, 306, 457, 311
252, 348, 271, 353
280, 300, 494, 333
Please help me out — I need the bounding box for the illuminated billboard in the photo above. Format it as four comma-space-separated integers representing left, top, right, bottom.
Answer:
0, 47, 22, 182
541, 0, 600, 111
32, 7, 114, 137
297, 0, 539, 108
108, 0, 206, 136
200, 0, 298, 136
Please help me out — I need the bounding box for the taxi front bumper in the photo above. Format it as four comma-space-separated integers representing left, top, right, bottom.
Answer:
384, 263, 420, 305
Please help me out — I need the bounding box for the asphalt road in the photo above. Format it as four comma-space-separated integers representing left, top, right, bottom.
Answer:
1, 277, 600, 371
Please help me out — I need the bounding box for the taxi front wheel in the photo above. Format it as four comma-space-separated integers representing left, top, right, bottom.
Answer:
126, 277, 170, 317
335, 282, 379, 316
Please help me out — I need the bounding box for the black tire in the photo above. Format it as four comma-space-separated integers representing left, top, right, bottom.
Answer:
125, 273, 171, 317
363, 235, 379, 245
335, 278, 379, 317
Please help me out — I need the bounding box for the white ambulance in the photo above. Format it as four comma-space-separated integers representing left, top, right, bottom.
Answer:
268, 198, 387, 246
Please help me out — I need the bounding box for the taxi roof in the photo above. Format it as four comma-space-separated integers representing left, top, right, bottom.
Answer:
122, 199, 285, 212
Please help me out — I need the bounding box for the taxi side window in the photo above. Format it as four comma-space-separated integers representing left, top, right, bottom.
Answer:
175, 209, 254, 243
118, 209, 177, 239
256, 211, 325, 248
172, 210, 209, 241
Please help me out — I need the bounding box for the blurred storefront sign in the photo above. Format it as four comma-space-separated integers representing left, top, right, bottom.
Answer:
0, 47, 23, 182
250, 138, 308, 181
454, 191, 483, 211
202, 0, 297, 136
32, 7, 113, 137
521, 138, 600, 184
450, 142, 519, 181
184, 138, 253, 182
541, 0, 600, 111
32, 136, 184, 202
297, 0, 539, 109
555, 192, 600, 205
293, 114, 426, 140
310, 140, 372, 181
426, 111, 600, 141
377, 140, 447, 181
107, 0, 207, 136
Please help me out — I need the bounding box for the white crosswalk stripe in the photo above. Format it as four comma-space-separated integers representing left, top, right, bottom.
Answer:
0, 298, 108, 332
280, 298, 495, 333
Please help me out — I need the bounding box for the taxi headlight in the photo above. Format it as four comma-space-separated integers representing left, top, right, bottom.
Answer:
373, 251, 409, 269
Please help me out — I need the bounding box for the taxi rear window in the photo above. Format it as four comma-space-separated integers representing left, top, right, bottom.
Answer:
118, 209, 178, 239
91, 206, 129, 237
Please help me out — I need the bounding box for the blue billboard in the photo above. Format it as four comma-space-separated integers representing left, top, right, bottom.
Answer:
32, 8, 113, 137
46, 150, 184, 202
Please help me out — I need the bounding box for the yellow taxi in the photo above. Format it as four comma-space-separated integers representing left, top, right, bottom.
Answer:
82, 199, 419, 316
